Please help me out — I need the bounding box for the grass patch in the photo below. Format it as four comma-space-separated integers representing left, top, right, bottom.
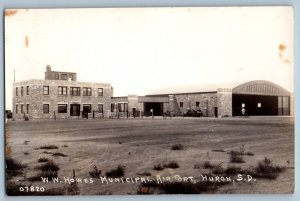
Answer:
203, 161, 214, 169
224, 166, 243, 175
229, 151, 245, 163
137, 172, 151, 176
37, 157, 50, 163
208, 157, 285, 179
106, 165, 125, 178
245, 152, 255, 156
6, 158, 26, 178
28, 171, 58, 181
212, 149, 226, 152
66, 182, 80, 195
154, 161, 179, 170
89, 165, 101, 178
251, 157, 285, 179
52, 152, 68, 157
194, 163, 202, 169
164, 161, 179, 169
153, 163, 164, 171
171, 144, 184, 150
39, 145, 59, 150
36, 161, 60, 172
42, 151, 53, 154
212, 166, 224, 174
226, 144, 255, 157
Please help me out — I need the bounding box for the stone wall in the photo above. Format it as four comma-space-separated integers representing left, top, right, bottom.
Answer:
172, 93, 218, 117
217, 88, 233, 117
290, 93, 294, 116
111, 97, 128, 103
138, 96, 169, 103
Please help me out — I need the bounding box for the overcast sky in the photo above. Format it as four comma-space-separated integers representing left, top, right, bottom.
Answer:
5, 7, 294, 109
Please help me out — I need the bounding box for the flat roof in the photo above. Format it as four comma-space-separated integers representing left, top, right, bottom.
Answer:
147, 81, 245, 95
13, 79, 111, 86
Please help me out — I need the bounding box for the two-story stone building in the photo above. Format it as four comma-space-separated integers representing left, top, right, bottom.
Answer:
13, 66, 112, 119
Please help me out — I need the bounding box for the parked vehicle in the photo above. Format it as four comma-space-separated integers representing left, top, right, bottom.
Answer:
6, 110, 12, 119
184, 109, 202, 117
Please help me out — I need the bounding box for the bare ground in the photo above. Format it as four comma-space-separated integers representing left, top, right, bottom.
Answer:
5, 116, 294, 195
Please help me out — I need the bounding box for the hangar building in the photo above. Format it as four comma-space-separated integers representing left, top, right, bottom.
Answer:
112, 80, 293, 117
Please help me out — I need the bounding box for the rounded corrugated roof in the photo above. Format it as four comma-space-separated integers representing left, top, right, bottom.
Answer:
147, 80, 290, 96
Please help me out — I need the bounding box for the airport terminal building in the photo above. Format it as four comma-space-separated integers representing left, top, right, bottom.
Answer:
12, 66, 293, 119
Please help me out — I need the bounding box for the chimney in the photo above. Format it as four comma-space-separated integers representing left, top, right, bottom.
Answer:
46, 65, 51, 72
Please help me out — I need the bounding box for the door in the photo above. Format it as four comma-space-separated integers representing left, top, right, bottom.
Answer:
214, 107, 218, 117
82, 104, 91, 118
132, 108, 136, 118
70, 104, 80, 116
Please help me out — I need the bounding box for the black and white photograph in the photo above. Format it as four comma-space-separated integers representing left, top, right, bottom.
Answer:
4, 7, 294, 195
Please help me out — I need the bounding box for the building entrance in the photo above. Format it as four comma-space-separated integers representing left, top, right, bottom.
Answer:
70, 104, 80, 116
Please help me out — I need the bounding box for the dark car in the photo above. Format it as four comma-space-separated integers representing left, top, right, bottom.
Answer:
195, 109, 203, 117
184, 109, 202, 117
6, 110, 12, 119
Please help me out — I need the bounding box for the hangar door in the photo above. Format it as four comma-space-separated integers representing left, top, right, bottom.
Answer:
144, 102, 163, 116
233, 94, 278, 116
232, 80, 290, 116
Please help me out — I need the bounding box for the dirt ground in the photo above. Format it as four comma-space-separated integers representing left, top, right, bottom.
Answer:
6, 116, 294, 195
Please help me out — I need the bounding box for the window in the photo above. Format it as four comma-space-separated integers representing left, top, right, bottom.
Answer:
257, 103, 261, 108
180, 102, 183, 107
69, 74, 74, 80
83, 104, 91, 113
196, 102, 200, 107
21, 104, 24, 113
58, 104, 67, 113
83, 87, 92, 96
43, 104, 49, 113
98, 88, 103, 96
26, 104, 29, 114
242, 103, 245, 107
282, 96, 290, 115
118, 103, 125, 112
58, 86, 67, 95
43, 86, 49, 95
21, 87, 23, 96
61, 74, 68, 80
98, 104, 103, 113
282, 96, 289, 108
16, 87, 18, 96
54, 73, 59, 80
16, 105, 18, 114
111, 103, 115, 112
70, 87, 80, 96
26, 86, 29, 95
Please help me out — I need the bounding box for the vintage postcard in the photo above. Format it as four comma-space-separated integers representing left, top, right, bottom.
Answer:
4, 7, 294, 195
